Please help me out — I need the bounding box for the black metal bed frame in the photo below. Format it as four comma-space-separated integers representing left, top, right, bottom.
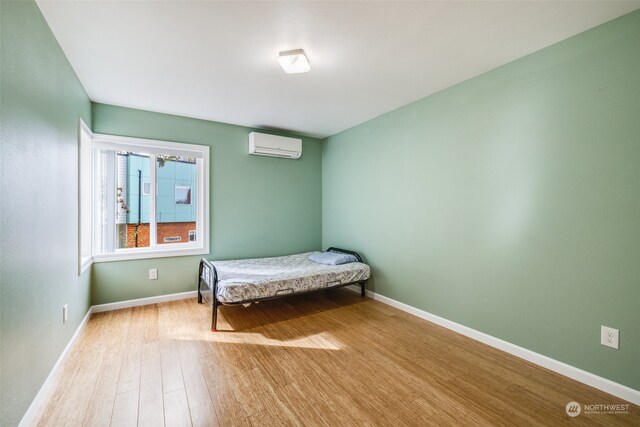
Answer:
197, 247, 367, 331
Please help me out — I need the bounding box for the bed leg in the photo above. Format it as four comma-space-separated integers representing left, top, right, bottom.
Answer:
211, 297, 218, 331
197, 261, 203, 304
360, 282, 366, 297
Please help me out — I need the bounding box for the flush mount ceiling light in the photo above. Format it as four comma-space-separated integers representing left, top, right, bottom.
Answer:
278, 49, 311, 74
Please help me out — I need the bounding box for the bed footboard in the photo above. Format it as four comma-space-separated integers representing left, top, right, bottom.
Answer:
198, 258, 219, 331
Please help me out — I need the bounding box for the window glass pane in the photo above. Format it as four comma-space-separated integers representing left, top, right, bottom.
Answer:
156, 155, 197, 245
116, 151, 150, 249
94, 149, 116, 254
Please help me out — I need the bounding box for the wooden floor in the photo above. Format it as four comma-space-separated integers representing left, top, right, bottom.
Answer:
35, 290, 638, 426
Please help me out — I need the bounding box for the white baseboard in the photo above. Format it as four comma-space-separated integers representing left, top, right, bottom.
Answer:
92, 290, 198, 313
18, 307, 93, 427
346, 285, 640, 405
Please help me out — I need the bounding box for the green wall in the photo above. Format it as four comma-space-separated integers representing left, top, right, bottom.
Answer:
322, 11, 640, 390
91, 103, 322, 305
0, 1, 92, 425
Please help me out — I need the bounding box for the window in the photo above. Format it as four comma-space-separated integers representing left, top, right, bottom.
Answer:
78, 119, 93, 274
175, 185, 192, 205
90, 133, 209, 261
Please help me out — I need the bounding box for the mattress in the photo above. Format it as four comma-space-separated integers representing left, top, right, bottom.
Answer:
209, 252, 370, 304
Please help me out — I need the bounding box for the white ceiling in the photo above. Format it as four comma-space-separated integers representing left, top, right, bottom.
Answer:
37, 1, 640, 139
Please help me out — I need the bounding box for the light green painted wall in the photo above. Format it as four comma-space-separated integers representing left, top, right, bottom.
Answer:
91, 103, 322, 305
322, 11, 640, 390
0, 1, 92, 425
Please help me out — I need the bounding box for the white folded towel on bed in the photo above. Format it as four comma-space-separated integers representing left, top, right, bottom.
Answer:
308, 251, 358, 265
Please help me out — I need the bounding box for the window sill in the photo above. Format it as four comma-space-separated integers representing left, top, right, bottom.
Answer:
92, 245, 208, 263
79, 256, 93, 275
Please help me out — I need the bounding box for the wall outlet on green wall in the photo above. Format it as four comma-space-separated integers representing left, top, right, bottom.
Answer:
600, 326, 619, 349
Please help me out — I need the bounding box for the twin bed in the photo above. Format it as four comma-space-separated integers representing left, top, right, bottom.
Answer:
197, 247, 370, 331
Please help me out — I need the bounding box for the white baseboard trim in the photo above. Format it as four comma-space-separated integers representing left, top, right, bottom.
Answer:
92, 290, 198, 313
18, 307, 93, 427
346, 285, 640, 405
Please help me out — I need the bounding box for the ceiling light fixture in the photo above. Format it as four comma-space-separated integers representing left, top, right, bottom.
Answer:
278, 49, 311, 74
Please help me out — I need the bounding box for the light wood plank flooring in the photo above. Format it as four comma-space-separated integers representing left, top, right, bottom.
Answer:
35, 290, 638, 426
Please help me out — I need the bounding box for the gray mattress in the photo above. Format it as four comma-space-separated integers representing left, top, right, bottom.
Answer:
210, 252, 370, 304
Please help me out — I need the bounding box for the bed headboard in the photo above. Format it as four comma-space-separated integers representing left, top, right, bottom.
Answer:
325, 247, 363, 263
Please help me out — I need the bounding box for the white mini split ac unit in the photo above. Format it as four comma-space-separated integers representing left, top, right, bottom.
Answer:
248, 132, 302, 159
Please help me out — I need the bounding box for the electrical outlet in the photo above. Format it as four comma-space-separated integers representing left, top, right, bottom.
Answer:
149, 268, 158, 280
63, 304, 68, 324
601, 325, 619, 349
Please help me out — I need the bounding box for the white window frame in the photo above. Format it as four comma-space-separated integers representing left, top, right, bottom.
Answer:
78, 118, 93, 274
90, 133, 209, 262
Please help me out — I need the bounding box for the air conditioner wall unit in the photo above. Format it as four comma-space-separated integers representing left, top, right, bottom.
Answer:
248, 132, 302, 159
